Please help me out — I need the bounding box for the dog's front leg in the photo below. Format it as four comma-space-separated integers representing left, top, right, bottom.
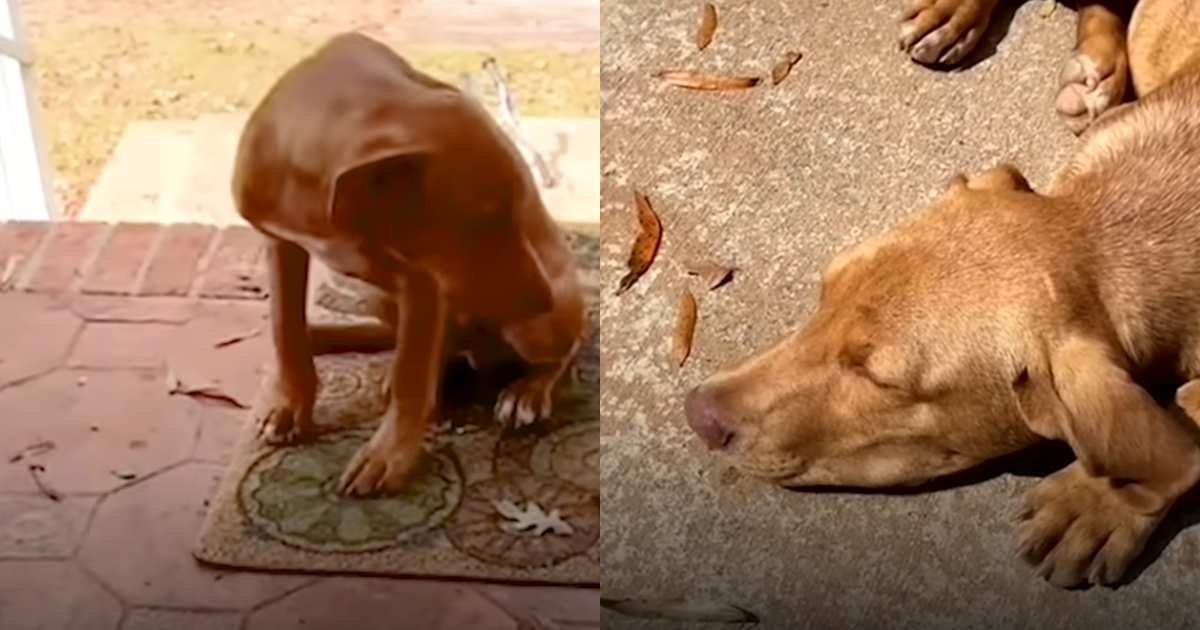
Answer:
339, 271, 445, 496
258, 238, 318, 444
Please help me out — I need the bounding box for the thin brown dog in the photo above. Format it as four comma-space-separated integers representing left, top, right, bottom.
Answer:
900, 0, 1134, 134
233, 33, 586, 497
688, 0, 1200, 588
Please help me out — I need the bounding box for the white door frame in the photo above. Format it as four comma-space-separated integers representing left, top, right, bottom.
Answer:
0, 0, 56, 221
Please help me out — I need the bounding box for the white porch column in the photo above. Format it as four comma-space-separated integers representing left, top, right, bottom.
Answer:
0, 0, 55, 221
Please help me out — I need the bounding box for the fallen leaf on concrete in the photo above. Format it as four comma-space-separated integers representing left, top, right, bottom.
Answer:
674, 288, 698, 367
110, 469, 137, 481
492, 499, 574, 536
653, 70, 761, 91
617, 191, 663, 295
213, 327, 262, 348
695, 2, 718, 50
8, 440, 55, 463
1039, 0, 1056, 18
166, 369, 248, 409
27, 464, 60, 502
685, 260, 735, 291
601, 598, 759, 624
771, 50, 803, 85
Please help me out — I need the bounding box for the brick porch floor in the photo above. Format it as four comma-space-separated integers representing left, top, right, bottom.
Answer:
0, 221, 599, 630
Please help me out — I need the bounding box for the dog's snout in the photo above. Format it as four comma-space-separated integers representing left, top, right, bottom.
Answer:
685, 387, 735, 450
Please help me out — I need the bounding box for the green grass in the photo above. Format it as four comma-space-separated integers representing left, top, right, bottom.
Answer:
32, 23, 599, 213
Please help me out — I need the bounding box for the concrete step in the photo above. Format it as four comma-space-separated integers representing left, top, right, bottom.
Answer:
79, 114, 599, 227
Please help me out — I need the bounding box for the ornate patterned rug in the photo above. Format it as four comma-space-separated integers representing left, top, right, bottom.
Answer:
194, 230, 599, 585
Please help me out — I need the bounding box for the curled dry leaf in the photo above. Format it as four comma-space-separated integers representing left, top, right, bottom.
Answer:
8, 440, 55, 463
166, 369, 248, 409
685, 259, 735, 291
653, 70, 761, 91
771, 50, 803, 85
695, 2, 718, 50
27, 464, 60, 502
213, 327, 262, 348
674, 288, 698, 367
601, 598, 759, 624
616, 191, 663, 295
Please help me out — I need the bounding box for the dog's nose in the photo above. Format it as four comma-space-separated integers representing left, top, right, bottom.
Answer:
684, 387, 735, 450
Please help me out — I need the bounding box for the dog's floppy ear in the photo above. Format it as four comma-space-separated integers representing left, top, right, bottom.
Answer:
328, 149, 431, 234
1013, 333, 1200, 514
948, 164, 1033, 193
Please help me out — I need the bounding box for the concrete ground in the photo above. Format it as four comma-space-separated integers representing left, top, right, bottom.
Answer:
600, 1, 1200, 629
0, 221, 599, 629
78, 116, 599, 228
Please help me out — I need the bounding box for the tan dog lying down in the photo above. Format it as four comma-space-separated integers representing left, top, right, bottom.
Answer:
686, 0, 1200, 588
233, 33, 586, 496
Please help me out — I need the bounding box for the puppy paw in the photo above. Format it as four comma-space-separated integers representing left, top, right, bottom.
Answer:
1055, 48, 1128, 135
1017, 463, 1162, 587
900, 0, 995, 66
338, 419, 424, 497
256, 381, 315, 445
495, 370, 559, 428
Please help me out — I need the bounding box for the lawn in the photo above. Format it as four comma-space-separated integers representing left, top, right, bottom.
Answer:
29, 23, 600, 215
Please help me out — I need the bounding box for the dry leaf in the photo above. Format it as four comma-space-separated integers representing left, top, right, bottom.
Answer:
213, 327, 261, 348
601, 598, 759, 624
166, 370, 248, 409
110, 469, 137, 481
674, 288, 698, 367
27, 464, 60, 502
8, 440, 55, 463
616, 191, 663, 295
685, 260, 735, 291
492, 499, 574, 536
695, 2, 718, 50
771, 50, 803, 85
1038, 0, 1056, 18
653, 70, 761, 91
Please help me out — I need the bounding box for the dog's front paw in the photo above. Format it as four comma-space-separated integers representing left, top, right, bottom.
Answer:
495, 370, 560, 428
256, 378, 316, 445
1055, 46, 1128, 135
1017, 463, 1162, 587
900, 0, 996, 66
338, 417, 424, 497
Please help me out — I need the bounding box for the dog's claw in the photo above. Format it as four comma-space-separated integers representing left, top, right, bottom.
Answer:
1055, 49, 1127, 135
899, 0, 994, 67
255, 402, 313, 445
338, 421, 423, 497
494, 373, 556, 428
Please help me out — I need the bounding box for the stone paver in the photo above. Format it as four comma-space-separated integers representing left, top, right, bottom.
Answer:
0, 218, 599, 629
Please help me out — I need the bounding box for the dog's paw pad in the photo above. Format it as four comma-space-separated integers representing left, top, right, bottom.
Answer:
900, 0, 991, 66
1055, 50, 1127, 135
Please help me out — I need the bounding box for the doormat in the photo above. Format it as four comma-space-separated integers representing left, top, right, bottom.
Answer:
193, 230, 599, 585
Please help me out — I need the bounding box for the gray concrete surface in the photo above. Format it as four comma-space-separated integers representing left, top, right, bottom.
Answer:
599, 1, 1200, 629
78, 115, 599, 227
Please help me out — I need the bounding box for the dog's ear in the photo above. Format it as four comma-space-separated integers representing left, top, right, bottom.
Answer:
328, 150, 430, 233
949, 164, 1033, 193
1013, 333, 1200, 514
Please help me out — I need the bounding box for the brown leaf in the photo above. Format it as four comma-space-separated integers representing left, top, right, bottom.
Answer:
653, 70, 761, 91
771, 50, 803, 85
8, 440, 55, 463
27, 464, 60, 502
674, 288, 698, 367
695, 2, 718, 51
685, 260, 735, 291
213, 327, 262, 348
616, 191, 663, 295
166, 369, 248, 409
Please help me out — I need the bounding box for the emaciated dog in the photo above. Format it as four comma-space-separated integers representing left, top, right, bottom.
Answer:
687, 0, 1200, 588
233, 33, 586, 497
